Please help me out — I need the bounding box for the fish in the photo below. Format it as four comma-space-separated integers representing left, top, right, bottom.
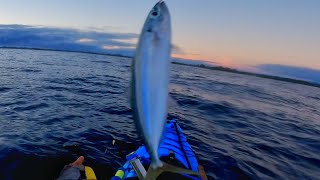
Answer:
131, 1, 199, 179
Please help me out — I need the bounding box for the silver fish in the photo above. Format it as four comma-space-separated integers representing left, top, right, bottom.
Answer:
131, 1, 198, 179
132, 0, 171, 168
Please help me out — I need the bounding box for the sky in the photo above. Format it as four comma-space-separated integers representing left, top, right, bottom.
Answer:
0, 0, 320, 70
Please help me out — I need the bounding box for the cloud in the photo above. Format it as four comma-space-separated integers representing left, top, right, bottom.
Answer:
0, 24, 186, 59
76, 38, 96, 43
111, 38, 137, 45
257, 64, 320, 83
102, 45, 135, 50
0, 24, 138, 56
102, 45, 123, 50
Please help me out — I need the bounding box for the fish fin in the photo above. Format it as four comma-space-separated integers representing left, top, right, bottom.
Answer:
145, 161, 199, 180
145, 165, 163, 180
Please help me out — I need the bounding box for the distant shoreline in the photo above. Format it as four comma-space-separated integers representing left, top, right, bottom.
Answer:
1, 46, 319, 88
173, 62, 320, 88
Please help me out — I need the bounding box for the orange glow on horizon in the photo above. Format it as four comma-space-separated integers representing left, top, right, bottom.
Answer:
172, 53, 214, 63
172, 53, 239, 68
214, 56, 235, 68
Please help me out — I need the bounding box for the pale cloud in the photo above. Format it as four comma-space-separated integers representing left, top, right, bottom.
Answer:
102, 45, 134, 50
76, 38, 96, 43
111, 38, 138, 45
102, 45, 122, 50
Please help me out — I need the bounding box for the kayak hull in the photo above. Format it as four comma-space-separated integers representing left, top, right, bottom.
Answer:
112, 120, 200, 179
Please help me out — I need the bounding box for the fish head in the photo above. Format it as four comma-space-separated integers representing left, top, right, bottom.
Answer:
143, 1, 171, 40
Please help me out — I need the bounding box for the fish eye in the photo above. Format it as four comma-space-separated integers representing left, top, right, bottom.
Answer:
150, 10, 160, 18
152, 11, 158, 16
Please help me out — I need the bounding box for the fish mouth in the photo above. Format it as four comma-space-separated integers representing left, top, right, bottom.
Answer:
156, 0, 165, 5
153, 1, 169, 18
154, 0, 167, 11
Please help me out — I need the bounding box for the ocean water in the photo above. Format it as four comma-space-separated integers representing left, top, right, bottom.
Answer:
0, 48, 319, 180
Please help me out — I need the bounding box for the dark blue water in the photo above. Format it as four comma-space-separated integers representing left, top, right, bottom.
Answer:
0, 49, 319, 180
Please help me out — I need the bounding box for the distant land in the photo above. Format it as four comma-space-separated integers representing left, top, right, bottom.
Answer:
257, 64, 320, 84
173, 62, 320, 88
1, 47, 319, 88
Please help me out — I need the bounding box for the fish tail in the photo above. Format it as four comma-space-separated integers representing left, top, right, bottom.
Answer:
145, 161, 199, 180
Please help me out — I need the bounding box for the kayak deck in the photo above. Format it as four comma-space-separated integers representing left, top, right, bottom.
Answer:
112, 120, 200, 179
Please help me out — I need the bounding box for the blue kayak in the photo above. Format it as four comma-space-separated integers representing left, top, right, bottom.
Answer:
112, 120, 201, 180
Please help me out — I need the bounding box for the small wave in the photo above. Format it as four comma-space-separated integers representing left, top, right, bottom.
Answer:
91, 60, 111, 64
99, 106, 132, 115
0, 100, 28, 107
19, 68, 42, 73
43, 78, 67, 85
13, 103, 49, 112
42, 85, 71, 92
174, 93, 238, 116
0, 87, 12, 93
308, 95, 320, 100
199, 102, 237, 115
